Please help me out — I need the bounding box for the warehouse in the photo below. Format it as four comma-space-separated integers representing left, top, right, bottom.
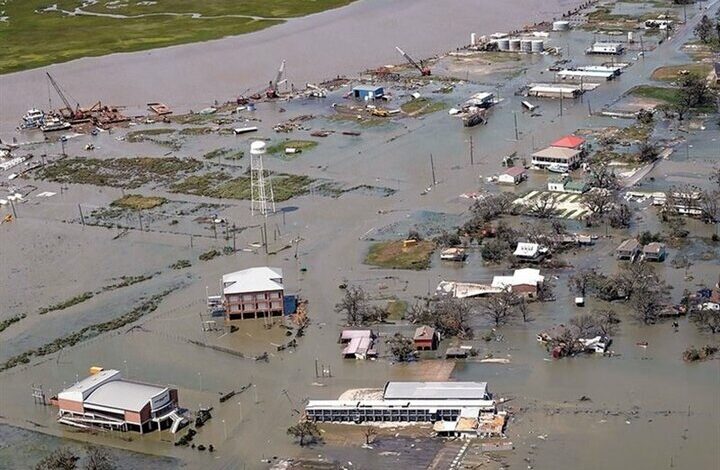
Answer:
586, 42, 624, 55
557, 69, 616, 81
54, 369, 183, 434
305, 381, 496, 423
527, 84, 582, 99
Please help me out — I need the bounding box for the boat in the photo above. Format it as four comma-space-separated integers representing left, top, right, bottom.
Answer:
40, 116, 71, 133
20, 108, 45, 129
547, 163, 569, 173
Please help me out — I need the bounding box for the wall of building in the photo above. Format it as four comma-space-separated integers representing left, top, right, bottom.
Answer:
57, 398, 84, 413
224, 289, 284, 320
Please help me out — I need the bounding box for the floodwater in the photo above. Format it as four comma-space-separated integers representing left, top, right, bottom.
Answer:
0, 0, 583, 137
1, 0, 720, 469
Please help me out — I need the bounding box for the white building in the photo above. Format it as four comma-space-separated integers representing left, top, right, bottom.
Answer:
513, 242, 548, 261
586, 42, 624, 55
532, 146, 582, 170
222, 267, 284, 320
491, 268, 545, 297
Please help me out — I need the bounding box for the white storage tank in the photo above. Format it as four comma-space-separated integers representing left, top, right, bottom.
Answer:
496, 39, 510, 51
531, 39, 544, 53
509, 38, 521, 51
553, 20, 570, 31
250, 141, 266, 155
470, 32, 477, 45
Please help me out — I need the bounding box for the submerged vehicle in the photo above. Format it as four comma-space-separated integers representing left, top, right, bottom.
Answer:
20, 108, 45, 129
547, 163, 569, 173
40, 116, 71, 133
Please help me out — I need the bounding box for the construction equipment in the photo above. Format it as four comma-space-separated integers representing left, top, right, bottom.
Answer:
395, 46, 431, 76
370, 108, 390, 117
265, 60, 287, 99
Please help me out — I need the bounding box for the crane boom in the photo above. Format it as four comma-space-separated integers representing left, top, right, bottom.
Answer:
273, 60, 286, 89
395, 46, 431, 76
46, 72, 75, 111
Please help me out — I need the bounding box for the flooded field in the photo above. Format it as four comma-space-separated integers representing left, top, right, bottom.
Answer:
1, 0, 720, 469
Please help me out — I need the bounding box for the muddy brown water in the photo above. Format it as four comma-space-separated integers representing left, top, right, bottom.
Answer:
1, 1, 720, 469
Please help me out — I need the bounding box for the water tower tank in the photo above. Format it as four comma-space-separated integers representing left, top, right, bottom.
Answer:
470, 33, 477, 45
250, 141, 266, 155
509, 38, 521, 51
531, 40, 544, 53
520, 39, 533, 53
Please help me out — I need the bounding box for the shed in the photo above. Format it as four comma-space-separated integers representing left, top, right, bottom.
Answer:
548, 175, 567, 192
445, 347, 469, 359
642, 242, 666, 262
498, 166, 527, 185
413, 326, 438, 351
564, 180, 589, 194
352, 85, 384, 100
616, 239, 641, 260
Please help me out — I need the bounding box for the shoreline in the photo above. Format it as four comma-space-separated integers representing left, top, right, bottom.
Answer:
0, 0, 587, 137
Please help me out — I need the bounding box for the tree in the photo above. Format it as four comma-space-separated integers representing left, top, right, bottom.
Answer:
434, 230, 461, 248
607, 203, 632, 229
691, 307, 720, 334
587, 159, 619, 190
363, 426, 378, 445
637, 141, 659, 163
517, 296, 531, 322
675, 74, 711, 119
464, 192, 515, 234
83, 448, 115, 470
35, 448, 79, 470
528, 192, 559, 218
480, 289, 519, 327
569, 268, 598, 297
287, 420, 321, 447
537, 276, 555, 301
407, 298, 474, 339
387, 333, 415, 361
699, 190, 720, 223
583, 189, 616, 220
694, 15, 715, 43
624, 266, 670, 324
335, 286, 369, 326
590, 309, 620, 336
636, 108, 654, 125
407, 229, 422, 241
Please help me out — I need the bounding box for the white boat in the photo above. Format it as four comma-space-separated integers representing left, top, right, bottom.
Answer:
547, 163, 569, 173
20, 108, 45, 129
40, 116, 71, 133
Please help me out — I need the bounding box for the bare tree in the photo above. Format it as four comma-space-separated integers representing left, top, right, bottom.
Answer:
481, 289, 519, 327
528, 193, 559, 218
517, 296, 531, 322
35, 448, 79, 470
287, 420, 321, 447
583, 189, 616, 220
608, 203, 632, 228
587, 159, 619, 190
699, 190, 720, 223
592, 309, 620, 336
537, 276, 555, 301
387, 333, 415, 361
335, 286, 369, 326
363, 426, 378, 445
691, 308, 720, 334
629, 280, 670, 324
569, 268, 598, 297
83, 447, 115, 470
407, 298, 474, 339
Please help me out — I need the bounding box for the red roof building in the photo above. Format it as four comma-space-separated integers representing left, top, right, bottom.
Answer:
550, 135, 586, 150
413, 326, 438, 351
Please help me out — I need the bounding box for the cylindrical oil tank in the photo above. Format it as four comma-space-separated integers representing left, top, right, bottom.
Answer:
552, 20, 570, 31
470, 32, 477, 45
531, 40, 544, 53
509, 38, 521, 51
520, 39, 533, 53
496, 39, 510, 51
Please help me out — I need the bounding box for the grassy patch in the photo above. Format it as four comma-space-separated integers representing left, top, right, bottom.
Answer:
125, 128, 175, 142
202, 148, 244, 160
178, 126, 214, 136
170, 259, 192, 270
102, 274, 155, 291
400, 98, 446, 116
111, 194, 167, 210
33, 157, 203, 188
386, 299, 408, 320
651, 64, 712, 82
199, 249, 223, 261
0, 313, 27, 333
170, 171, 314, 201
365, 240, 435, 270
0, 0, 356, 74
629, 85, 682, 105
267, 140, 318, 155
38, 292, 94, 315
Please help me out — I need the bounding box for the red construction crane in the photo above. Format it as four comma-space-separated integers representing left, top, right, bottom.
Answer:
395, 46, 431, 76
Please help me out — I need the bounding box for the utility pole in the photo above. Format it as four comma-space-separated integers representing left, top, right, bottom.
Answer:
559, 93, 564, 117
263, 220, 268, 254
138, 213, 143, 231
9, 198, 17, 218
78, 204, 85, 226
513, 112, 519, 141
232, 224, 236, 252
469, 135, 474, 165
429, 153, 436, 185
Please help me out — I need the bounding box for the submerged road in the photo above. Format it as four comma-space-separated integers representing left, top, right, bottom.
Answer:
0, 0, 582, 136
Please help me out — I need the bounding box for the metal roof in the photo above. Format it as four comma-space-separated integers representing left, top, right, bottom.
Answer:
57, 369, 121, 402
413, 326, 436, 341
551, 135, 586, 149
503, 166, 527, 177
85, 380, 168, 412
383, 381, 489, 400
617, 239, 640, 252
532, 146, 581, 160
352, 85, 384, 92
223, 267, 283, 294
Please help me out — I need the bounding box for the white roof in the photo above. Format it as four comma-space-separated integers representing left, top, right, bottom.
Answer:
514, 242, 539, 257
492, 268, 544, 288
85, 380, 168, 412
384, 381, 489, 400
532, 146, 582, 160
57, 369, 121, 402
223, 266, 283, 294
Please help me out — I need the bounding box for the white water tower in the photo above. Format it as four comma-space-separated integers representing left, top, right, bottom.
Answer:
250, 141, 275, 217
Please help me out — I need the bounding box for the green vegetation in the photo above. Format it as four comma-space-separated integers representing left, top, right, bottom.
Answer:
1, 290, 174, 372
33, 157, 203, 188
0, 313, 27, 333
170, 259, 192, 270
365, 240, 435, 270
38, 292, 94, 315
400, 98, 446, 116
202, 148, 244, 160
111, 194, 167, 210
651, 63, 713, 82
125, 128, 175, 142
170, 171, 314, 201
0, 0, 356, 74
386, 299, 408, 320
178, 127, 214, 136
267, 140, 318, 155
103, 274, 155, 291
630, 85, 683, 105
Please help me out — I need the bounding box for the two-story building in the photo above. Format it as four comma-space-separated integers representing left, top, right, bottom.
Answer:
222, 267, 284, 321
